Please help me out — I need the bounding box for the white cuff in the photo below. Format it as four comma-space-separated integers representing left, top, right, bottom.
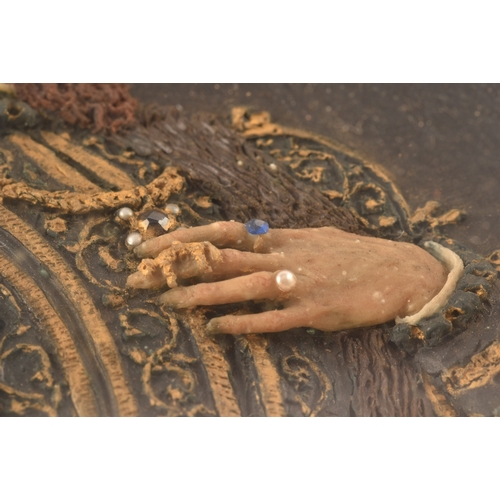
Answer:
395, 241, 464, 325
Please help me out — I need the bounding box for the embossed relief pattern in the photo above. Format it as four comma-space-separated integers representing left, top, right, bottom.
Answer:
0, 276, 76, 416
1, 95, 499, 416
0, 122, 238, 416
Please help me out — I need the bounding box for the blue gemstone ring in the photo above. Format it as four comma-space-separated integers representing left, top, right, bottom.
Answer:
245, 219, 269, 235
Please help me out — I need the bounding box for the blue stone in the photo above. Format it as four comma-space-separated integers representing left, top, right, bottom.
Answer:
245, 219, 269, 235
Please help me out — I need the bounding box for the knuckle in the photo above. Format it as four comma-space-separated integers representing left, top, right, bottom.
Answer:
223, 248, 240, 262
183, 287, 194, 301
252, 272, 272, 288
217, 221, 231, 232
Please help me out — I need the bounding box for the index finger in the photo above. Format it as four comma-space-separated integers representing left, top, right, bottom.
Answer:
135, 221, 261, 258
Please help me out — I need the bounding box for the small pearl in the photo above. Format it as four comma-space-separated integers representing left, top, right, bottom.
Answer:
165, 204, 180, 215
117, 207, 134, 220
126, 232, 142, 247
275, 270, 297, 292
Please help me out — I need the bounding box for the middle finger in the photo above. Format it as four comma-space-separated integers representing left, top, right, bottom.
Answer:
127, 245, 286, 289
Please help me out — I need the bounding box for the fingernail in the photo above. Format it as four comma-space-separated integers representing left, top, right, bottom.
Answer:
126, 273, 146, 289
159, 288, 186, 308
125, 275, 135, 288
134, 243, 147, 257
206, 319, 221, 335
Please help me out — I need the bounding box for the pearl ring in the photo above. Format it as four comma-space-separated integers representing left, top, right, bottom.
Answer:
275, 270, 297, 292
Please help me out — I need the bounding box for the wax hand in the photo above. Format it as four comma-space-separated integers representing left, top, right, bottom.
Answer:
127, 222, 447, 335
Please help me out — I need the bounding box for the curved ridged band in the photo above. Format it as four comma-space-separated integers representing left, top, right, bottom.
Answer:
0, 204, 138, 416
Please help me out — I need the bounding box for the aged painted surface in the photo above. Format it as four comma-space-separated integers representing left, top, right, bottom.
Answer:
1, 85, 499, 416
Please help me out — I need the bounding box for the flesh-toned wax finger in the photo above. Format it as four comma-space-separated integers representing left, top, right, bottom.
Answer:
166, 248, 284, 282
159, 271, 283, 308
201, 248, 285, 280
135, 221, 259, 258
127, 246, 285, 290
206, 307, 304, 335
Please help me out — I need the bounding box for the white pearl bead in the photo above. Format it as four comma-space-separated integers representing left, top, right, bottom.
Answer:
117, 207, 134, 220
126, 232, 142, 247
165, 204, 180, 215
275, 270, 297, 292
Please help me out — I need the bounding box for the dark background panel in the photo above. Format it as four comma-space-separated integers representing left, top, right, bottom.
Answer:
130, 83, 500, 257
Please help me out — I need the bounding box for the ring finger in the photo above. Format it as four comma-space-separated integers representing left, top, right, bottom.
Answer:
158, 271, 292, 308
